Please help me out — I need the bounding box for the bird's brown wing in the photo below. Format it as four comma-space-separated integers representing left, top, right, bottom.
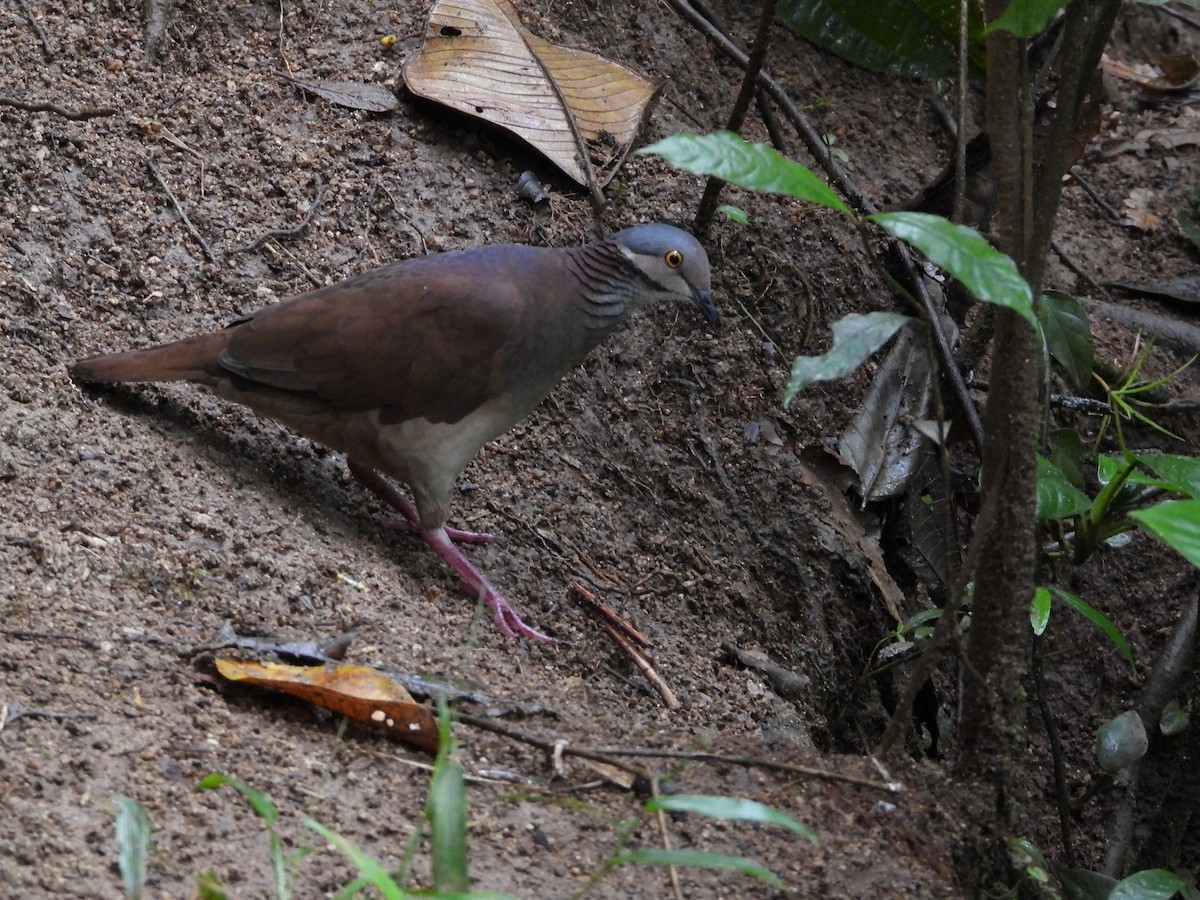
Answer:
220, 249, 532, 425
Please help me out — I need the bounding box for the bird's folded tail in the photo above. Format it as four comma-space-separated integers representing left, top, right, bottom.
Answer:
69, 330, 231, 386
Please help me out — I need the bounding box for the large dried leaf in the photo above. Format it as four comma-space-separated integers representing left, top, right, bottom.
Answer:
402, 0, 663, 187
215, 658, 440, 752
837, 318, 946, 501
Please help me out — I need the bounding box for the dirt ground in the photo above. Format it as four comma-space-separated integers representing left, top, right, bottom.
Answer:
2, 1, 1199, 897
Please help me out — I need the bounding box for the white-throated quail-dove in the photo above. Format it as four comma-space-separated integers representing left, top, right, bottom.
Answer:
70, 224, 717, 642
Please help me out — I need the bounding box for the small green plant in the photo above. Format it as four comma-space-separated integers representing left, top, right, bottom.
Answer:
583, 791, 818, 894
1015, 838, 1200, 900
636, 130, 1037, 405
113, 794, 152, 900
1094, 343, 1194, 444
112, 690, 814, 898
194, 773, 311, 899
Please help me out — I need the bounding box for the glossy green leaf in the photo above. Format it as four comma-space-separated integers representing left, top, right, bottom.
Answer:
637, 131, 850, 213
988, 0, 1070, 37
1098, 452, 1156, 489
1036, 454, 1091, 520
776, 0, 985, 77
1047, 428, 1086, 489
784, 312, 913, 403
647, 794, 820, 842
1138, 452, 1200, 499
871, 212, 1037, 331
1110, 868, 1190, 900
1031, 587, 1052, 636
1051, 587, 1136, 674
614, 849, 785, 889
1131, 499, 1200, 569
114, 794, 152, 900
1039, 291, 1094, 389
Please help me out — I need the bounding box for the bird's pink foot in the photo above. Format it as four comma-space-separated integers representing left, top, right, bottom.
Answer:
383, 518, 495, 544
350, 461, 494, 544
424, 526, 555, 643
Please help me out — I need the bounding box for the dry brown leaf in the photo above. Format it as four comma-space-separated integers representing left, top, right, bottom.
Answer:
1102, 52, 1200, 94
1122, 187, 1162, 231
402, 0, 663, 189
287, 77, 399, 113
215, 658, 440, 752
791, 453, 906, 623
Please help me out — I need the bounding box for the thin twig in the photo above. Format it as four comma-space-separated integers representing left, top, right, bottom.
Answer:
1033, 639, 1077, 865
652, 778, 685, 900
694, 0, 779, 233
455, 711, 651, 782
16, 0, 55, 60
1068, 168, 1123, 223
590, 748, 901, 793
573, 584, 677, 709
571, 582, 652, 648
0, 628, 102, 649
0, 96, 114, 120
231, 181, 327, 253
5, 709, 102, 725
146, 160, 218, 262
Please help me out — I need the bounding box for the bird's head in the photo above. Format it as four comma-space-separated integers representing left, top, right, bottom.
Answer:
612, 224, 718, 327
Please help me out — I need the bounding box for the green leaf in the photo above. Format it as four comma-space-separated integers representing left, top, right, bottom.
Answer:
614, 848, 785, 889
193, 774, 288, 899
1047, 428, 1086, 489
1098, 452, 1157, 489
114, 794, 152, 900
1180, 212, 1200, 252
1051, 587, 1137, 675
1138, 452, 1200, 499
427, 699, 469, 893
1111, 868, 1190, 900
194, 773, 278, 824
870, 212, 1037, 331
1031, 587, 1052, 636
718, 204, 749, 223
784, 312, 913, 403
1039, 291, 1094, 389
1036, 454, 1091, 520
194, 870, 227, 900
636, 131, 850, 214
646, 794, 820, 843
305, 820, 407, 900
776, 0, 985, 78
987, 0, 1070, 37
1160, 699, 1190, 737
1131, 499, 1200, 569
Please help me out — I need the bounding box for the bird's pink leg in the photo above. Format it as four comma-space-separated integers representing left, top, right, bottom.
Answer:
422, 526, 555, 643
348, 461, 493, 544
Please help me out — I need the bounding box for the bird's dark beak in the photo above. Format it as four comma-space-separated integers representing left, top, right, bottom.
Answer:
692, 289, 719, 328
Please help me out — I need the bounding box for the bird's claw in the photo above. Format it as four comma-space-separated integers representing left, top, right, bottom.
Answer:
384, 517, 494, 544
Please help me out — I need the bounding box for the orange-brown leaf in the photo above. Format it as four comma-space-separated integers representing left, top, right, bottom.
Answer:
215, 659, 440, 752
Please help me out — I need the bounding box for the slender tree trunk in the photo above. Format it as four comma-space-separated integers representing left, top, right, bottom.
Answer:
955, 0, 1123, 886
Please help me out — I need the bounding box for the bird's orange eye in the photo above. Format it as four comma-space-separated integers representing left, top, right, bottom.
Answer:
664, 249, 684, 268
